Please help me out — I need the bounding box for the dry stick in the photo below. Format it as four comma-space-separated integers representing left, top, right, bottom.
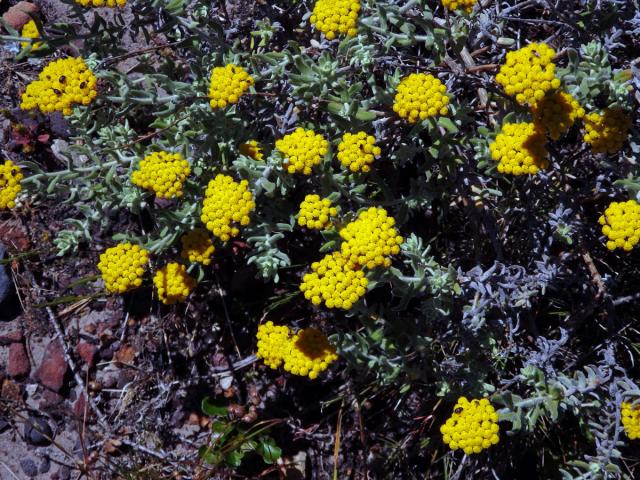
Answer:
99, 39, 192, 67
215, 275, 241, 357
581, 251, 606, 300
332, 404, 344, 480
210, 354, 258, 377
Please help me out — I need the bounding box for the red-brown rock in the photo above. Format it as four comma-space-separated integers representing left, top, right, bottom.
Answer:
1, 1, 39, 31
76, 342, 97, 366
7, 342, 30, 378
0, 330, 23, 345
34, 340, 68, 392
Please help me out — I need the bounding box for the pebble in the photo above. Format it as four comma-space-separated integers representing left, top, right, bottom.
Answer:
34, 339, 68, 392
19, 458, 38, 478
24, 416, 53, 446
7, 342, 30, 378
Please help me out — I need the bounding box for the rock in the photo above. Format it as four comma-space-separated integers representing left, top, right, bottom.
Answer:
19, 458, 38, 478
39, 389, 64, 409
76, 342, 97, 366
24, 417, 53, 446
1, 1, 39, 31
72, 394, 87, 419
0, 416, 9, 432
7, 342, 30, 378
0, 244, 11, 305
34, 339, 68, 392
0, 329, 23, 344
38, 455, 51, 474
57, 465, 71, 480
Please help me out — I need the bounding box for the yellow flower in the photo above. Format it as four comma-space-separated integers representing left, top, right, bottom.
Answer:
275, 127, 329, 175
256, 321, 292, 370
20, 20, 43, 51
532, 91, 585, 141
339, 207, 403, 270
208, 64, 254, 110
393, 73, 450, 123
97, 243, 149, 294
180, 229, 215, 265
584, 108, 631, 154
489, 122, 549, 176
298, 194, 338, 230
599, 200, 640, 252
201, 174, 255, 242
441, 0, 477, 13
131, 151, 190, 199
20, 57, 97, 116
0, 160, 23, 210
153, 262, 196, 305
496, 42, 561, 107
337, 132, 381, 173
621, 402, 640, 439
300, 251, 368, 310
239, 140, 264, 160
74, 0, 127, 7
310, 0, 361, 40
256, 322, 338, 379
440, 397, 500, 454
283, 328, 338, 380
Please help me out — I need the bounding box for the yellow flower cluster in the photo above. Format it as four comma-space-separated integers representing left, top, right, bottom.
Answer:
256, 322, 292, 369
584, 108, 632, 154
532, 91, 585, 141
489, 122, 549, 176
310, 0, 360, 40
208, 64, 254, 110
275, 128, 329, 175
256, 321, 338, 379
598, 200, 640, 252
180, 229, 215, 265
621, 402, 640, 440
393, 73, 450, 123
239, 140, 264, 161
441, 0, 477, 13
0, 160, 23, 210
153, 262, 196, 305
440, 397, 500, 454
201, 174, 255, 242
300, 252, 368, 309
97, 243, 149, 294
283, 328, 338, 379
74, 0, 126, 6
20, 20, 42, 51
20, 57, 98, 116
337, 132, 382, 173
339, 207, 403, 269
131, 151, 190, 199
496, 42, 561, 106
298, 194, 338, 230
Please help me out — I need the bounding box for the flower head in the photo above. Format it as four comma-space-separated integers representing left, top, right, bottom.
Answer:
0, 160, 23, 210
489, 122, 549, 176
153, 262, 196, 305
440, 397, 500, 454
201, 174, 255, 241
337, 132, 381, 173
208, 64, 254, 110
275, 127, 329, 175
393, 73, 450, 123
98, 243, 149, 294
131, 151, 190, 199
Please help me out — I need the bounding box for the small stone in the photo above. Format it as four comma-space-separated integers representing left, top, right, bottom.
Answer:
7, 342, 30, 377
0, 330, 23, 344
76, 342, 97, 366
24, 417, 53, 446
38, 455, 51, 474
1, 1, 39, 31
39, 389, 64, 409
19, 458, 38, 478
57, 466, 72, 480
34, 339, 68, 392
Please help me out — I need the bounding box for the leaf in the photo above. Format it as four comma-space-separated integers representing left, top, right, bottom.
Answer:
327, 102, 344, 116
256, 438, 282, 464
198, 446, 222, 465
438, 117, 458, 134
225, 450, 245, 467
355, 109, 377, 121
201, 397, 228, 417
